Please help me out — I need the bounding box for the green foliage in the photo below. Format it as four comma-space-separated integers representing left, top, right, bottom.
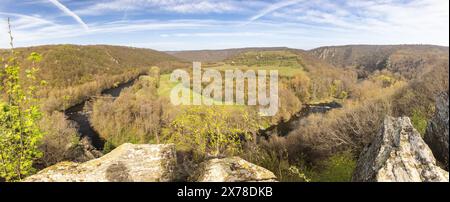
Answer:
329, 80, 345, 98
311, 151, 356, 182
288, 166, 311, 182
0, 48, 44, 181
165, 106, 260, 159
102, 141, 116, 154
227, 50, 303, 68
410, 109, 428, 136
338, 91, 348, 100
245, 140, 355, 182
243, 143, 311, 182
375, 74, 396, 87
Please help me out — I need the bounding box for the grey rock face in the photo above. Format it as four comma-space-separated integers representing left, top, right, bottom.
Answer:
352, 116, 448, 182
191, 157, 277, 182
425, 92, 449, 170
26, 144, 277, 182
25, 143, 177, 182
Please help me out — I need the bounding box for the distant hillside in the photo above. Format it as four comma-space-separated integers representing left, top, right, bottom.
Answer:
166, 47, 288, 62
1, 44, 187, 88
309, 45, 449, 78
1, 44, 188, 111
223, 48, 338, 70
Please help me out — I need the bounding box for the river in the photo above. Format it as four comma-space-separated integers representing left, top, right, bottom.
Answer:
65, 76, 341, 150
64, 79, 137, 150
259, 101, 342, 137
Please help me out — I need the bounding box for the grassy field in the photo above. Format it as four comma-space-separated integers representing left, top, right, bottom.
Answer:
157, 73, 271, 128
209, 64, 304, 77
158, 74, 241, 106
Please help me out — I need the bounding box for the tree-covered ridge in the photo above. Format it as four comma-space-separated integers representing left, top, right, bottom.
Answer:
0, 44, 187, 88
166, 47, 289, 63
1, 45, 188, 112
224, 50, 303, 68
309, 45, 449, 79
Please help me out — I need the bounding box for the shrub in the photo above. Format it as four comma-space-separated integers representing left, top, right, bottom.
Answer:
165, 106, 261, 160
102, 141, 116, 154
90, 85, 166, 146
310, 151, 356, 182
0, 25, 44, 181
410, 109, 428, 136
273, 86, 301, 124
289, 71, 311, 102
243, 136, 312, 182
38, 112, 79, 167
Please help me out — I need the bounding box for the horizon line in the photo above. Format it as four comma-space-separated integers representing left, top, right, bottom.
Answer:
2, 43, 449, 52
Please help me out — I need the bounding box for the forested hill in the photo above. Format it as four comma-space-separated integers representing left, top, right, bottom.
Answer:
224, 48, 338, 71
167, 45, 449, 80
1, 44, 188, 112
166, 47, 288, 62
0, 44, 187, 88
309, 45, 449, 79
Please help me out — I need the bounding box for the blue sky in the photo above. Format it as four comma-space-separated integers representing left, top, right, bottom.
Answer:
0, 0, 448, 50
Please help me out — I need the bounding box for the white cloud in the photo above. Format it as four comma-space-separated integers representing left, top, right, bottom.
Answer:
166, 1, 236, 13
0, 17, 222, 48
0, 12, 61, 47
75, 0, 132, 15
160, 32, 271, 37
0, 12, 57, 29
0, 0, 448, 49
75, 0, 240, 15
264, 0, 448, 45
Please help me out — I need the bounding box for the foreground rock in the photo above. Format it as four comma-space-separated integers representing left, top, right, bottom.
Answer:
191, 157, 277, 182
352, 116, 449, 182
25, 143, 177, 182
425, 92, 449, 170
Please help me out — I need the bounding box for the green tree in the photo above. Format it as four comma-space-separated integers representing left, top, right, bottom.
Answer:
166, 106, 260, 159
0, 19, 44, 181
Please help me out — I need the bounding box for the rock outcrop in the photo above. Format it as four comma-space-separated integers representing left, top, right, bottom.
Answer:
425, 92, 449, 170
190, 157, 277, 182
25, 143, 177, 182
352, 116, 449, 182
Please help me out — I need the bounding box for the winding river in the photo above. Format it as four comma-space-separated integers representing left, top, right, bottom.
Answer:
64, 79, 137, 150
259, 101, 342, 137
65, 75, 342, 151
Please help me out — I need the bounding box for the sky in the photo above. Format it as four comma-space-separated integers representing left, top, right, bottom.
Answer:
0, 0, 448, 50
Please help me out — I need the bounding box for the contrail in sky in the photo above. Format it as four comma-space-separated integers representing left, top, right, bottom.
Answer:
246, 0, 303, 25
48, 0, 88, 30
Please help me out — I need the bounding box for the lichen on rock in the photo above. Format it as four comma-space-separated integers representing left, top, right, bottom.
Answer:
24, 143, 177, 182
352, 116, 448, 182
190, 157, 277, 182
